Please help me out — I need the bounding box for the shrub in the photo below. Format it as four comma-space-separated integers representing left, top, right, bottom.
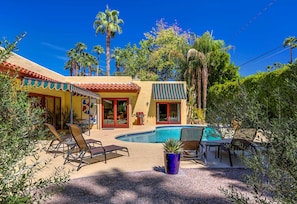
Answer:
206, 63, 297, 203
0, 35, 69, 203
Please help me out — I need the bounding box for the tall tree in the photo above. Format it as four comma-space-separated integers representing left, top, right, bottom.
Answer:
84, 53, 98, 76
111, 47, 122, 73
65, 42, 87, 76
93, 45, 104, 76
187, 49, 205, 109
75, 42, 87, 75
94, 5, 124, 76
187, 31, 235, 112
65, 48, 79, 76
283, 36, 297, 64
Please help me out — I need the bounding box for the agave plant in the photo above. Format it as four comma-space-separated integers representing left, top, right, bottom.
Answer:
163, 139, 183, 154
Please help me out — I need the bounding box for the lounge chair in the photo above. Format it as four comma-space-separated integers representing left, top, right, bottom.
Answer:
65, 124, 129, 171
220, 129, 257, 166
180, 127, 206, 164
45, 123, 101, 158
45, 123, 74, 157
233, 128, 258, 142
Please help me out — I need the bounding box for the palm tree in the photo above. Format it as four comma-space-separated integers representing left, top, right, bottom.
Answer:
187, 48, 208, 111
93, 5, 124, 76
85, 53, 98, 76
111, 47, 122, 73
283, 36, 297, 64
93, 45, 104, 76
186, 31, 229, 113
65, 48, 79, 76
75, 42, 87, 75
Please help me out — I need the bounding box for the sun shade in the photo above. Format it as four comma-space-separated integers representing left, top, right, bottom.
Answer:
22, 77, 100, 99
152, 83, 187, 100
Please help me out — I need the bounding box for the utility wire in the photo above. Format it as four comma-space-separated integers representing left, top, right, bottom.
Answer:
227, 0, 277, 44
239, 45, 283, 67
252, 46, 289, 65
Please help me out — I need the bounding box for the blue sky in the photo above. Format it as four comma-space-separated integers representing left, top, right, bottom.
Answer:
1, 0, 296, 77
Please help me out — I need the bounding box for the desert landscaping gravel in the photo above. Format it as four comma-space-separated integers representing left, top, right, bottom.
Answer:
45, 168, 251, 204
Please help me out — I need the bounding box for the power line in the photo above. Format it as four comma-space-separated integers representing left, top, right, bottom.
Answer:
227, 0, 277, 43
252, 46, 289, 65
239, 45, 283, 67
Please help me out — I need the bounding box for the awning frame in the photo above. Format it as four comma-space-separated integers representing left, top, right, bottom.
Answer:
22, 77, 100, 134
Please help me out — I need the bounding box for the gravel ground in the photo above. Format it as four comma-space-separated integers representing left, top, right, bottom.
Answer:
45, 168, 251, 204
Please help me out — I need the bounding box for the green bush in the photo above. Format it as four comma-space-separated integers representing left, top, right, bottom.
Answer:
0, 36, 69, 203
207, 63, 297, 203
208, 65, 296, 121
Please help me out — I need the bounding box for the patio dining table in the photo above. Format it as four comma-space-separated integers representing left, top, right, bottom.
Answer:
202, 139, 232, 160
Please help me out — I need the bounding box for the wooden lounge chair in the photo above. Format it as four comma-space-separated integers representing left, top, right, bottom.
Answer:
65, 124, 129, 171
180, 127, 206, 164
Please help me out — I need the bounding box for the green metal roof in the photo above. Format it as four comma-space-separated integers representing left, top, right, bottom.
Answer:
152, 83, 187, 100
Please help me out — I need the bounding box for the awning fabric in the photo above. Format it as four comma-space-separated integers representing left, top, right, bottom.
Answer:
22, 77, 100, 99
152, 83, 187, 100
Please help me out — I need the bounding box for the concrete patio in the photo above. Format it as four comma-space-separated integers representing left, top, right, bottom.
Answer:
40, 125, 247, 180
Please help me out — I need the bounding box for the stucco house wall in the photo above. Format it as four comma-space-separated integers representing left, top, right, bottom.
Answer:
2, 52, 188, 129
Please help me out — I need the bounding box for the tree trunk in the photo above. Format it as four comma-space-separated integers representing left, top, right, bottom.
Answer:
96, 56, 100, 76
202, 66, 208, 112
106, 31, 111, 76
197, 65, 202, 109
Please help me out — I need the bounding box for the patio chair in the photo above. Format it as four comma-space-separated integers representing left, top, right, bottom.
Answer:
220, 138, 256, 167
233, 128, 258, 142
180, 127, 207, 164
65, 124, 129, 171
45, 123, 102, 158
45, 123, 74, 157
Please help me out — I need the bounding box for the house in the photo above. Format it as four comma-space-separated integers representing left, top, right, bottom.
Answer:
1, 53, 188, 130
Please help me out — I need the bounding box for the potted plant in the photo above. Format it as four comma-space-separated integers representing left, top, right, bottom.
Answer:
163, 139, 183, 174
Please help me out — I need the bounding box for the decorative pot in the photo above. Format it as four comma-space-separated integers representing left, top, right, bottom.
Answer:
164, 152, 181, 174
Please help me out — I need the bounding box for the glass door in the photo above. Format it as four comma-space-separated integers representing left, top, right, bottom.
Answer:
157, 103, 181, 124
102, 98, 129, 128
116, 100, 128, 126
103, 99, 114, 128
157, 104, 168, 122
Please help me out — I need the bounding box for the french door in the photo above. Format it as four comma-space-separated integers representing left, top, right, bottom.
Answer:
156, 102, 181, 124
102, 98, 129, 128
29, 94, 62, 129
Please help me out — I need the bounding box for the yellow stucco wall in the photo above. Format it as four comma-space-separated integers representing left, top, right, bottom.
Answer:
20, 77, 188, 129
132, 81, 187, 125
7, 54, 188, 130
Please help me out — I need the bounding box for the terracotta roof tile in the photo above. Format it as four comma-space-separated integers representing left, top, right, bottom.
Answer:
1, 61, 55, 81
75, 82, 141, 93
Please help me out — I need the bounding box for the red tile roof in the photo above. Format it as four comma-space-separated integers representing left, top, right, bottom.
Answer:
1, 61, 140, 93
75, 82, 141, 93
0, 61, 55, 81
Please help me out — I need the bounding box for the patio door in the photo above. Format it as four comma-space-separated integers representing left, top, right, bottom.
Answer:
156, 102, 181, 124
29, 94, 62, 129
102, 98, 128, 128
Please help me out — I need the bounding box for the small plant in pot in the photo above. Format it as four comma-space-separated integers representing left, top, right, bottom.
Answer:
163, 139, 183, 174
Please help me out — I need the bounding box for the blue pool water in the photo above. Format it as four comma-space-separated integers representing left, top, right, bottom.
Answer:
116, 126, 222, 143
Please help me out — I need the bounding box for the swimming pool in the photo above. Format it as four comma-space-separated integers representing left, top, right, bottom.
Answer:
116, 126, 222, 143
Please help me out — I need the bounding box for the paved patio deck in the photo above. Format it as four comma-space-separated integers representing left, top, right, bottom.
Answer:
40, 125, 247, 180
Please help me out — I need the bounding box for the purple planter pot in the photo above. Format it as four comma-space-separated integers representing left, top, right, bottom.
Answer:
164, 152, 181, 174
